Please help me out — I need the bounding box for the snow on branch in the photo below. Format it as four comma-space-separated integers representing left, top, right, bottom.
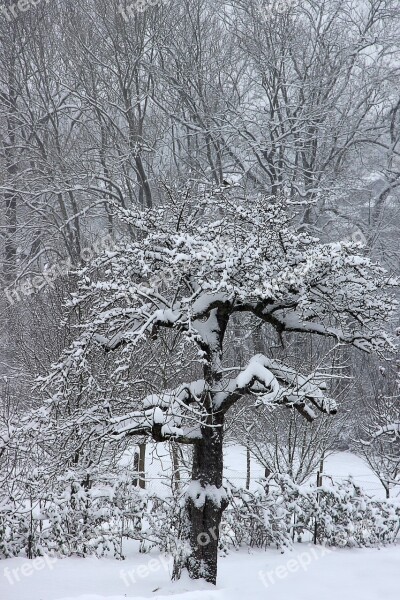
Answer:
213, 354, 336, 422
109, 380, 207, 443
371, 422, 400, 440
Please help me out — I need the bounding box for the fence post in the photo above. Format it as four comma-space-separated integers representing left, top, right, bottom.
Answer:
314, 454, 325, 545
246, 446, 251, 490
313, 470, 320, 545
138, 443, 146, 489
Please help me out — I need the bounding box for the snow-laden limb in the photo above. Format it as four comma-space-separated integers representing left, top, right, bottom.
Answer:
109, 380, 207, 443
258, 356, 337, 415
254, 308, 395, 354
213, 354, 336, 422
371, 423, 400, 440
110, 353, 335, 441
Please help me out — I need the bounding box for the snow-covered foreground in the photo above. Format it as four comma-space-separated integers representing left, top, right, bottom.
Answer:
1, 450, 398, 600
1, 542, 399, 600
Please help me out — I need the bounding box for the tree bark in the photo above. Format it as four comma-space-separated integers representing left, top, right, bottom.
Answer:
185, 413, 228, 584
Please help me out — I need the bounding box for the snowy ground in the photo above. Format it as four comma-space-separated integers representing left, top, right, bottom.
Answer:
1, 449, 399, 600
2, 541, 399, 600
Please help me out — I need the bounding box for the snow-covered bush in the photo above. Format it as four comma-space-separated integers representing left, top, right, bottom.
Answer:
0, 476, 146, 559
1, 471, 399, 561
220, 475, 400, 551
315, 479, 400, 546
222, 481, 293, 550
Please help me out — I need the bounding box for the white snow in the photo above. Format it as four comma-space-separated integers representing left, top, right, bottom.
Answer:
1, 542, 399, 600
186, 481, 227, 508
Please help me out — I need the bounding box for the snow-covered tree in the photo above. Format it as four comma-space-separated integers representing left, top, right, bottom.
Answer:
42, 189, 397, 583
355, 363, 400, 498
234, 404, 338, 485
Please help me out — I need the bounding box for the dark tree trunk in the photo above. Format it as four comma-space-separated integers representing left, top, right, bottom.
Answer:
185, 413, 228, 584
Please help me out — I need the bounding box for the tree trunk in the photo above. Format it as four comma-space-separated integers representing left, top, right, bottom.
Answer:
185, 415, 228, 584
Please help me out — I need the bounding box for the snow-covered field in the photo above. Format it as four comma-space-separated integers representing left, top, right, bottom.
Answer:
2, 542, 399, 600
1, 450, 399, 600
137, 444, 395, 497
144, 442, 397, 497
